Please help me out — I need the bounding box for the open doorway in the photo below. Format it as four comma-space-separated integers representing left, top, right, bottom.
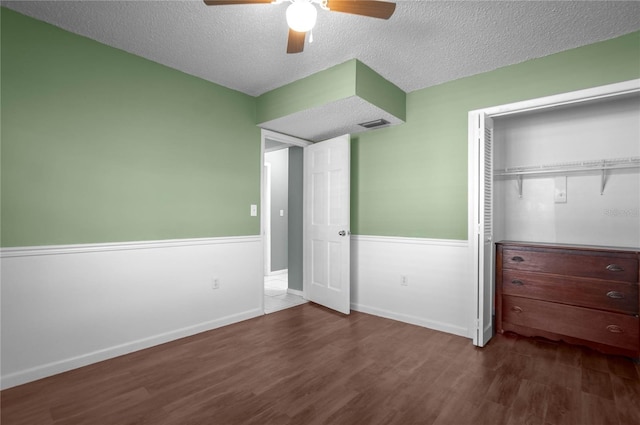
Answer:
262, 131, 312, 313
261, 129, 352, 315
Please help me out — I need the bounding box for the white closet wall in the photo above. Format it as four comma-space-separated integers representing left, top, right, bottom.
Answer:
493, 94, 640, 248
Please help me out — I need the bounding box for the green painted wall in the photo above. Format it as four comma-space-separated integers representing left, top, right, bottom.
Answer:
351, 31, 640, 239
1, 8, 261, 247
3, 6, 638, 247
355, 61, 406, 122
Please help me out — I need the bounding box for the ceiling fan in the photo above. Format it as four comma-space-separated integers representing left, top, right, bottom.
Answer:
203, 0, 396, 54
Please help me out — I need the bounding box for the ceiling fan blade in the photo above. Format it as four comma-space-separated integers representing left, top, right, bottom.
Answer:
287, 29, 306, 54
203, 0, 273, 5
326, 0, 396, 19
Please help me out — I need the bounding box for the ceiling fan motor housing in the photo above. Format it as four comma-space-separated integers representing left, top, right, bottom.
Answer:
286, 0, 318, 33
204, 0, 397, 54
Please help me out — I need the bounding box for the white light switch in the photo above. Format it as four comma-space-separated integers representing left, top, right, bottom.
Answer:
250, 204, 257, 216
554, 176, 567, 203
280, 210, 284, 217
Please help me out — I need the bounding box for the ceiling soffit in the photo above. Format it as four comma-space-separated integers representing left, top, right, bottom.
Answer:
257, 59, 406, 142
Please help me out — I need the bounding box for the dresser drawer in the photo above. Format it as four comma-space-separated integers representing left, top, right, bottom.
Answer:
502, 296, 639, 351
502, 248, 638, 283
502, 270, 639, 314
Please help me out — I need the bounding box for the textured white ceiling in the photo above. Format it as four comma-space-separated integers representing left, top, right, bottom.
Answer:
3, 0, 639, 98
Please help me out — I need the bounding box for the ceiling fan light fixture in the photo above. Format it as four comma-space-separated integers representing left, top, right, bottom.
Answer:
286, 0, 317, 32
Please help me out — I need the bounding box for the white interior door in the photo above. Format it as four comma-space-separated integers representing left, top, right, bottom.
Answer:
304, 134, 350, 314
473, 114, 494, 346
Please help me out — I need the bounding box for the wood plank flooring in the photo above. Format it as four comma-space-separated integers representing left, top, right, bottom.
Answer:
2, 303, 639, 425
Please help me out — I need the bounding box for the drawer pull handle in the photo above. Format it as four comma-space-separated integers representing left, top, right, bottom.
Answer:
511, 256, 525, 263
606, 291, 625, 299
606, 325, 623, 334
606, 264, 624, 272
511, 306, 523, 313
511, 279, 524, 286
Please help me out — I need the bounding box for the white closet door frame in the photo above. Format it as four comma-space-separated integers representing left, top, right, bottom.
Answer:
467, 79, 640, 347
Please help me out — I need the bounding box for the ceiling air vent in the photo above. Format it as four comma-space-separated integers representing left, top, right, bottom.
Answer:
358, 118, 390, 129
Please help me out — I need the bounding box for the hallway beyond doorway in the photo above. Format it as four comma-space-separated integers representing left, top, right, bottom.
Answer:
264, 272, 306, 314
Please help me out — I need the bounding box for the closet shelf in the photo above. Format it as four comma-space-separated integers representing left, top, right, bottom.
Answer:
494, 156, 640, 177
494, 156, 640, 197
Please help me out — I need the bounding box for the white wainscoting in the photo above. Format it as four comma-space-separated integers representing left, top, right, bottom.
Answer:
351, 235, 472, 338
0, 236, 263, 389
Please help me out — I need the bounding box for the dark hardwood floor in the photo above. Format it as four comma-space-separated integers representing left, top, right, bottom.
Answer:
2, 303, 639, 425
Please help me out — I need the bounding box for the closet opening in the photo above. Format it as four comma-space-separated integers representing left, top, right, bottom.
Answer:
492, 93, 640, 248
468, 79, 640, 347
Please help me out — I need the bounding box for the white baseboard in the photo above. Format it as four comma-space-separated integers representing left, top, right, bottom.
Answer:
351, 303, 468, 338
0, 308, 263, 390
287, 288, 304, 297
267, 269, 288, 276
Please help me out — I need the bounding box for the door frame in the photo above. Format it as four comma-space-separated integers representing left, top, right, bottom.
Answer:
467, 79, 640, 346
260, 130, 313, 309
263, 162, 272, 275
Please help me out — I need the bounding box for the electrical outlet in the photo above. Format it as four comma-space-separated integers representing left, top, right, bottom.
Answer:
212, 278, 220, 290
400, 275, 408, 286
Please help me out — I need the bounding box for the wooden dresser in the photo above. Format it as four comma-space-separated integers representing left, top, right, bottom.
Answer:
495, 241, 640, 359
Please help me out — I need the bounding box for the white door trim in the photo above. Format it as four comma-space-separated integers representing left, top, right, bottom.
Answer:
467, 78, 640, 344
260, 130, 312, 309
263, 162, 272, 275
474, 79, 640, 118
261, 129, 314, 148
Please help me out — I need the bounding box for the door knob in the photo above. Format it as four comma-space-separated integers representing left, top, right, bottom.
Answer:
338, 230, 348, 236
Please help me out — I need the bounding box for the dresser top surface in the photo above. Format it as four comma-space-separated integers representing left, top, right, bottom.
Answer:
496, 240, 640, 254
